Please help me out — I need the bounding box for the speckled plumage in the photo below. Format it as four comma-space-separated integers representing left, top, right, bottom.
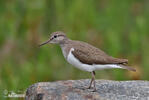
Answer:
62, 40, 128, 64
60, 39, 135, 72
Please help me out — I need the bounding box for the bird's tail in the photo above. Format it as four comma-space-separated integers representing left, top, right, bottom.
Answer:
119, 64, 136, 72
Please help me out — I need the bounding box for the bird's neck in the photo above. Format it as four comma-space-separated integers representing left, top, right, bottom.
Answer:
59, 38, 71, 47
59, 38, 72, 59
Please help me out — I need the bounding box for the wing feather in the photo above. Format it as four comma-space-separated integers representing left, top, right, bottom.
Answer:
71, 41, 128, 65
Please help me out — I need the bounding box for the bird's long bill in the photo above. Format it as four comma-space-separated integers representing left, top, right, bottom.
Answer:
39, 39, 51, 47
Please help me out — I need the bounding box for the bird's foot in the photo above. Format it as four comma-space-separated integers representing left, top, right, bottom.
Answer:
92, 88, 96, 92
86, 86, 96, 92
86, 86, 92, 89
87, 87, 97, 92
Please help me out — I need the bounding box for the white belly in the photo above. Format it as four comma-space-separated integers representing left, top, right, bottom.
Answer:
67, 48, 122, 72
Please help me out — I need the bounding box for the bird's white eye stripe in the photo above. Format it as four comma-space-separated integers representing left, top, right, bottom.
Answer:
54, 34, 65, 38
57, 35, 65, 37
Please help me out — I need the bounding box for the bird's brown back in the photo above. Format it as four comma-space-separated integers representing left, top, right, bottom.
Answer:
69, 40, 128, 65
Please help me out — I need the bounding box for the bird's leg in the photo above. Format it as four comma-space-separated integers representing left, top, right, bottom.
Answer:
88, 74, 93, 89
92, 71, 96, 92
87, 71, 96, 90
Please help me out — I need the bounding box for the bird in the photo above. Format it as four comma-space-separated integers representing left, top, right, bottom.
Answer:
39, 31, 136, 91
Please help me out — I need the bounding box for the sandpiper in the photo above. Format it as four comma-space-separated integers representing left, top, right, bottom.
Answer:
39, 31, 136, 91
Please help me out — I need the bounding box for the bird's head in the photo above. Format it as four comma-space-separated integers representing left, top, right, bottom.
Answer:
39, 31, 67, 47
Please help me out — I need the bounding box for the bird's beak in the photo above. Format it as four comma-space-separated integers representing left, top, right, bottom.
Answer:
39, 39, 51, 47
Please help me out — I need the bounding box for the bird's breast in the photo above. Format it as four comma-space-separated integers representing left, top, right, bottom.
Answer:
67, 48, 95, 72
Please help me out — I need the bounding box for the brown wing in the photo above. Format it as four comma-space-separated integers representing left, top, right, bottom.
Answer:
71, 41, 128, 65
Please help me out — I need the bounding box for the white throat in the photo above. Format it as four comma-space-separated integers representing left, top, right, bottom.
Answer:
60, 44, 67, 59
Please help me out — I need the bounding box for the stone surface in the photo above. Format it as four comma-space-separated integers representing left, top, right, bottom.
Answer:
25, 79, 149, 100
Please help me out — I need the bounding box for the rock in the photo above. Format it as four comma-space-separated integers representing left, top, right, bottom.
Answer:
25, 79, 149, 100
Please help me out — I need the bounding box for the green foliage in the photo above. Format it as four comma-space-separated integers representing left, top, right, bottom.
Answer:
0, 0, 149, 95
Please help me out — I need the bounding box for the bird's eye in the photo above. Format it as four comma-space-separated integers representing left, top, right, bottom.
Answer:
54, 35, 57, 38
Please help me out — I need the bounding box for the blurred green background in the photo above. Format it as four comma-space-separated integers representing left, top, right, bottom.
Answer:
0, 0, 149, 99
